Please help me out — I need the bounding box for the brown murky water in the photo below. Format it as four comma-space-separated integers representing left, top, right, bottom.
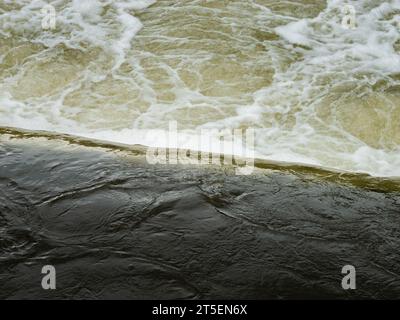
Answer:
1, 0, 400, 300
1, 0, 399, 176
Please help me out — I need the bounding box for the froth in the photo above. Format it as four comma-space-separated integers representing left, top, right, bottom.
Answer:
0, 0, 400, 177
0, 0, 155, 66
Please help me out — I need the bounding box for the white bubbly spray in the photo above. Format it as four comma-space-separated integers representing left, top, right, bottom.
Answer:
0, 0, 399, 177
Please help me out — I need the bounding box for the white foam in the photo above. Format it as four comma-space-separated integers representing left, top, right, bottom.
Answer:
1, 0, 400, 177
0, 0, 155, 65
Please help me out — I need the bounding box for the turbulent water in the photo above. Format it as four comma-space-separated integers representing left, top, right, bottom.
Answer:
0, 0, 400, 176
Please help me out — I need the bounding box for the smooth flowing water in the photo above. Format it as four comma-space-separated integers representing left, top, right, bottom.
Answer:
1, 132, 400, 299
1, 0, 400, 176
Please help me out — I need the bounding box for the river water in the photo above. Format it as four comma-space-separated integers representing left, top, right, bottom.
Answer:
1, 0, 399, 177
1, 1, 400, 299
1, 132, 400, 299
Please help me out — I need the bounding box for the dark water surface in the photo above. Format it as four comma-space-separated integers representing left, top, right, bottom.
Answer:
1, 131, 400, 299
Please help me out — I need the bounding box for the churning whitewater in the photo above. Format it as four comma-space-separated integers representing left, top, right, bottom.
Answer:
0, 0, 399, 176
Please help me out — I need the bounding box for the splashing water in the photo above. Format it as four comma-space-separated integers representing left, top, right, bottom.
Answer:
0, 0, 399, 176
